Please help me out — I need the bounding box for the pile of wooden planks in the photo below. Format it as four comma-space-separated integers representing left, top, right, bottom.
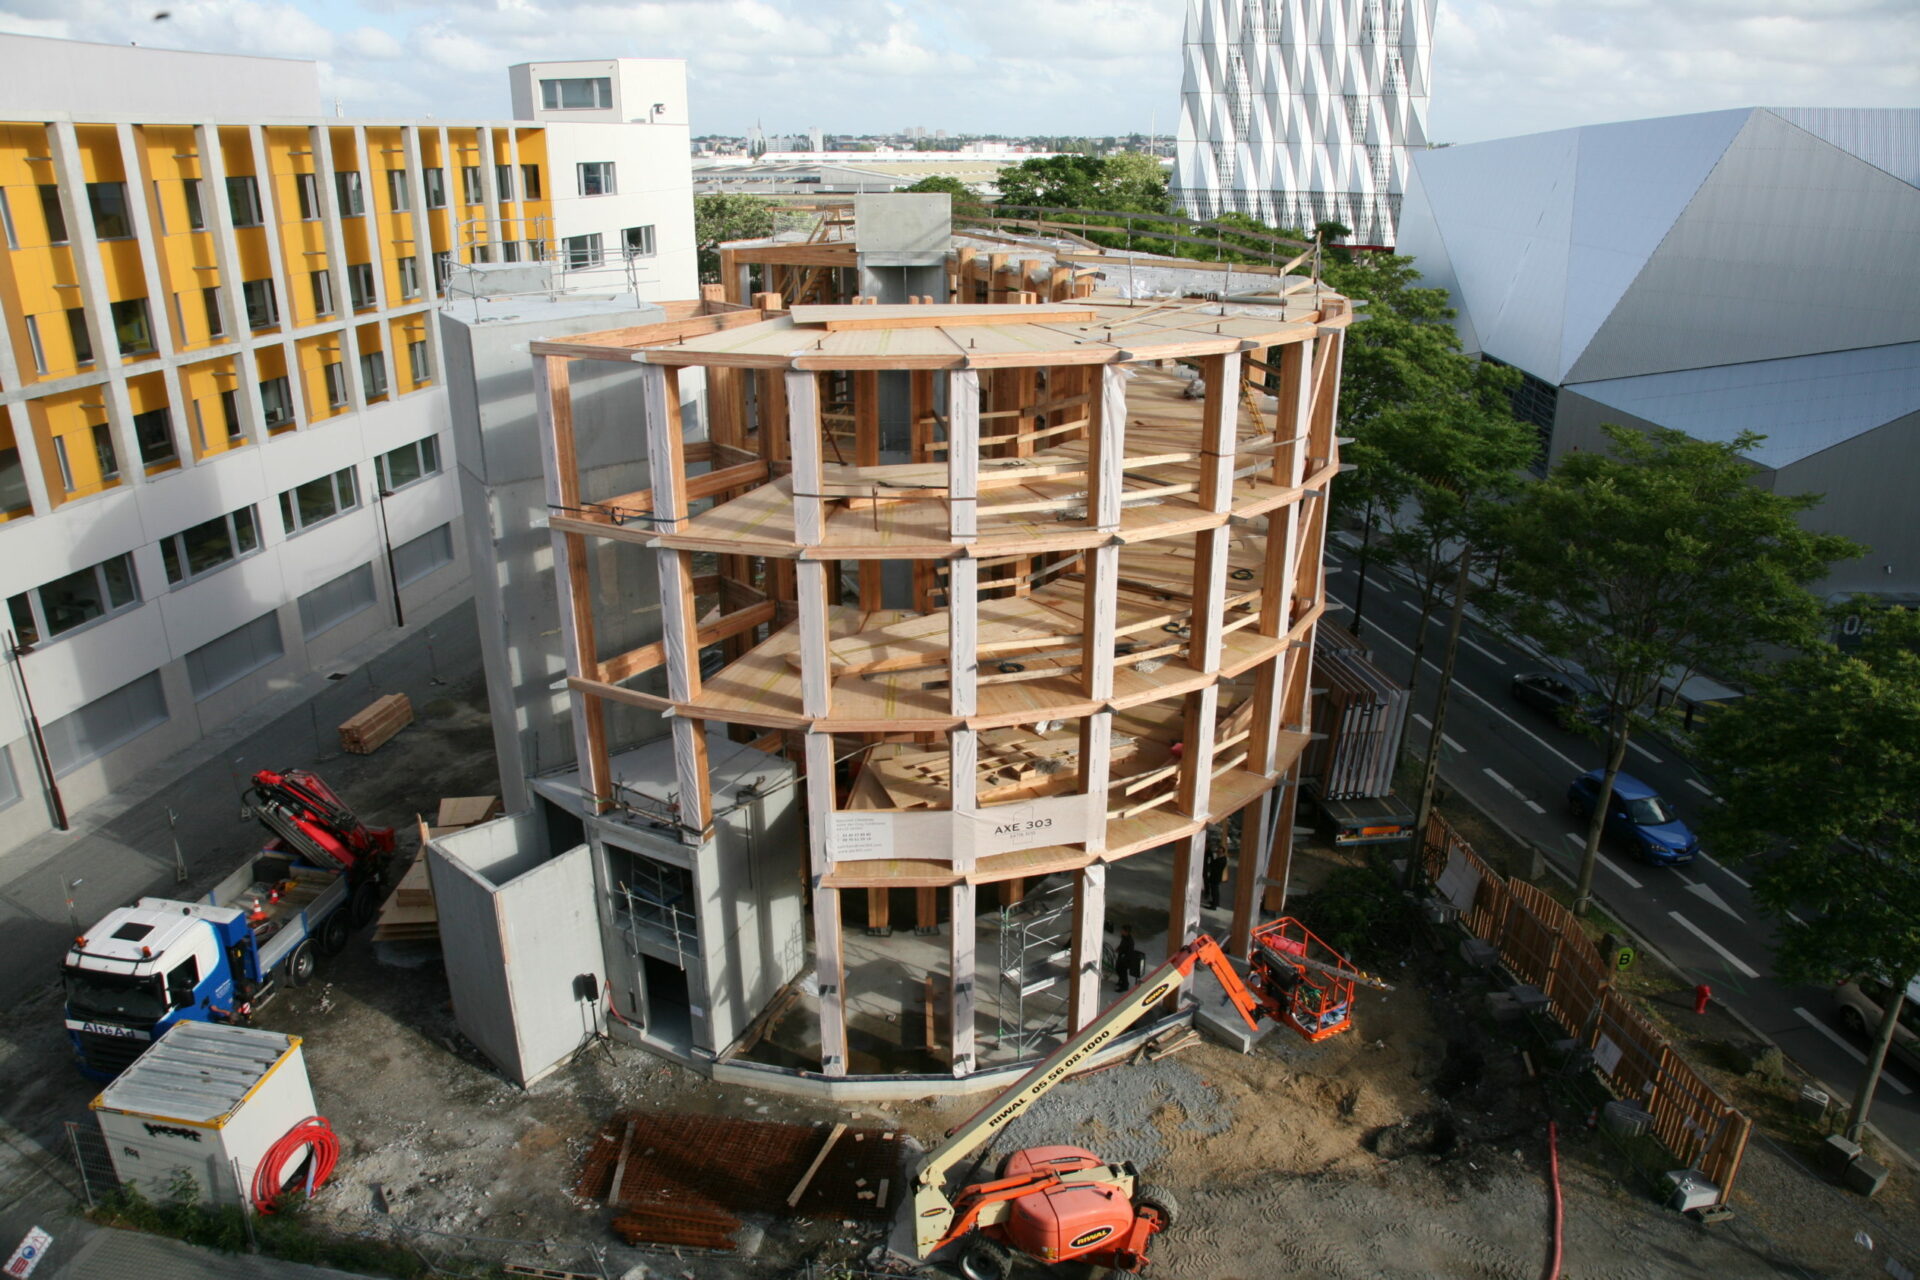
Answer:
372, 796, 502, 944
339, 693, 413, 754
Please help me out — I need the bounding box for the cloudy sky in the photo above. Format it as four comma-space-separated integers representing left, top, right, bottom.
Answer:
0, 0, 1912, 143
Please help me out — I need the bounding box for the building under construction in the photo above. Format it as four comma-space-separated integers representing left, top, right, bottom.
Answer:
429, 197, 1351, 1093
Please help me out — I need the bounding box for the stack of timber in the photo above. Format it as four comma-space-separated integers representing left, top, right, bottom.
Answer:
373, 796, 502, 943
1301, 627, 1408, 800
339, 693, 414, 754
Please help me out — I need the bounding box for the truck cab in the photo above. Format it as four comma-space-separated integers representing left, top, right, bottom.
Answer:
63, 900, 242, 1078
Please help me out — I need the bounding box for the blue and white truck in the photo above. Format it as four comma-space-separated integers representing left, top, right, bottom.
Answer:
61, 769, 395, 1079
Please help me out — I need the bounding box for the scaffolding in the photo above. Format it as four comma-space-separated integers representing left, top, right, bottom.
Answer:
994, 879, 1075, 1060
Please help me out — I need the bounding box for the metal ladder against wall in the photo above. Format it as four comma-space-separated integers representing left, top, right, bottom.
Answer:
994, 879, 1075, 1060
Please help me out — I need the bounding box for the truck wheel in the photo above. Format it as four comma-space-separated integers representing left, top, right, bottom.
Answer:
958, 1238, 1014, 1280
349, 880, 380, 929
1135, 1183, 1180, 1233
318, 910, 352, 957
288, 939, 317, 987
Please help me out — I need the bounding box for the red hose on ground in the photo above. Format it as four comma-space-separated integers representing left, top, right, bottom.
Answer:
252, 1116, 340, 1214
1544, 1120, 1563, 1280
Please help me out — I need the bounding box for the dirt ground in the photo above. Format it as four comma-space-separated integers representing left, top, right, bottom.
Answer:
5, 671, 1919, 1278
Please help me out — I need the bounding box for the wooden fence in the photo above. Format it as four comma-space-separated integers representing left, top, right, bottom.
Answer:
1421, 813, 1753, 1201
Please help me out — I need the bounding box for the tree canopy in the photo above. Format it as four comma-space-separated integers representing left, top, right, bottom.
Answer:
993, 153, 1169, 213
693, 193, 775, 284
1493, 425, 1862, 912
898, 175, 987, 219
1700, 606, 1920, 1137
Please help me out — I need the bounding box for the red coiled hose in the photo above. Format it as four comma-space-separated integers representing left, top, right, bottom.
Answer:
1545, 1120, 1563, 1280
251, 1116, 340, 1214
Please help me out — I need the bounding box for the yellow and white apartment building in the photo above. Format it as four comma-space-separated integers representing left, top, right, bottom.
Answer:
0, 35, 695, 852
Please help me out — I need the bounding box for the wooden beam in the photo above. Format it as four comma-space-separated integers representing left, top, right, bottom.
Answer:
788, 303, 1097, 331
597, 601, 777, 685
786, 1123, 847, 1208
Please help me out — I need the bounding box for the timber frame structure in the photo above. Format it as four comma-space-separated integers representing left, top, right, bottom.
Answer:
531, 267, 1349, 1080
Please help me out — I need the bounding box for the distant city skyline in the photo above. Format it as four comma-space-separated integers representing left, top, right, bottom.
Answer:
0, 0, 1911, 146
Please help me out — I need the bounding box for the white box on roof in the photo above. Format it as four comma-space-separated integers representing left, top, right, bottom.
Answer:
92, 1021, 315, 1206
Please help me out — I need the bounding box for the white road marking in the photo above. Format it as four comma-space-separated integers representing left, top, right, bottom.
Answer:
1685, 881, 1743, 922
1563, 833, 1644, 888
1359, 617, 1583, 773
1793, 1007, 1913, 1095
1674, 870, 1697, 886
1395, 598, 1507, 664
1524, 800, 1545, 814
1695, 851, 1752, 889
1669, 911, 1760, 978
1685, 779, 1714, 797
1408, 713, 1462, 753
1629, 739, 1663, 764
1484, 767, 1521, 797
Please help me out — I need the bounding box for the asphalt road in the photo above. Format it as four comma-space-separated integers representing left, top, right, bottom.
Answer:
1325, 543, 1920, 1162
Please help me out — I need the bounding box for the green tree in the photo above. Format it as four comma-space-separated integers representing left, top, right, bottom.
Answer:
899, 175, 987, 219
993, 153, 1168, 213
693, 193, 775, 284
1494, 426, 1861, 915
1700, 607, 1920, 1142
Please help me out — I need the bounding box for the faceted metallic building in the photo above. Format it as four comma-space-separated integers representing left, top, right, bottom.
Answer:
1173, 0, 1436, 247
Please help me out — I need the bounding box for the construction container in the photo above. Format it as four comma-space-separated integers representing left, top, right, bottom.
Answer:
92, 1022, 314, 1206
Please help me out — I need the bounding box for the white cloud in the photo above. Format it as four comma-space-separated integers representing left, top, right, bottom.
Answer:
0, 0, 1908, 139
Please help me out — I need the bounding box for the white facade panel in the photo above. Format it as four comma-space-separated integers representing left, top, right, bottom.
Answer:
0, 34, 322, 121
1173, 0, 1437, 246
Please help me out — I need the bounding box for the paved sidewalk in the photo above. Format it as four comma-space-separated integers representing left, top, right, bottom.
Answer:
0, 595, 486, 1012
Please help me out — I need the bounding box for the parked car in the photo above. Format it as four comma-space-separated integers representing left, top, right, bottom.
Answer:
1834, 975, 1920, 1073
1511, 670, 1605, 724
1565, 769, 1699, 866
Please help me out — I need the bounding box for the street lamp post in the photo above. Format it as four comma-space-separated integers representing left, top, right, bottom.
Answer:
7, 629, 67, 831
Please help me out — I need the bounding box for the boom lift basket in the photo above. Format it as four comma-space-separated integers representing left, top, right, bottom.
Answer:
1250, 917, 1361, 1043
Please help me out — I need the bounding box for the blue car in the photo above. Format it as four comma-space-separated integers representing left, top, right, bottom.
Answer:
1566, 770, 1699, 866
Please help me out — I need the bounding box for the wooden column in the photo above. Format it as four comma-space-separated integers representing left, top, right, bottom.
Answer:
642, 364, 712, 835
1069, 862, 1108, 1030
1262, 776, 1301, 914
1171, 827, 1207, 954
534, 355, 610, 812
949, 881, 977, 1076
1079, 365, 1127, 854
853, 370, 883, 607
1248, 337, 1315, 779
1230, 788, 1273, 956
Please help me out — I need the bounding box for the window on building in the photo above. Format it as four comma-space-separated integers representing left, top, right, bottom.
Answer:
87, 182, 132, 240
360, 351, 388, 400
110, 298, 153, 355
1483, 355, 1559, 473
182, 178, 206, 231
0, 747, 19, 812
423, 167, 446, 209
259, 375, 294, 429
469, 244, 491, 265
562, 233, 602, 269
392, 523, 454, 587
375, 435, 439, 492
408, 339, 430, 383
0, 189, 17, 249
295, 172, 320, 221
186, 611, 283, 699
494, 164, 514, 201
218, 388, 243, 440
525, 238, 546, 263
347, 262, 375, 310
132, 407, 176, 466
397, 255, 420, 300
432, 249, 453, 287
225, 175, 263, 228
51, 438, 73, 492
91, 423, 118, 480
310, 268, 334, 317
38, 185, 67, 244
520, 164, 542, 199
66, 308, 93, 365
622, 225, 656, 258
335, 169, 365, 217
576, 161, 615, 196
0, 447, 27, 514
500, 240, 521, 262
241, 278, 277, 329
202, 286, 224, 339
386, 169, 410, 212
323, 360, 349, 409
279, 466, 359, 534
7, 552, 140, 645
541, 77, 612, 110
461, 165, 483, 205
298, 562, 377, 639
22, 316, 45, 374
41, 669, 168, 777
159, 506, 259, 586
